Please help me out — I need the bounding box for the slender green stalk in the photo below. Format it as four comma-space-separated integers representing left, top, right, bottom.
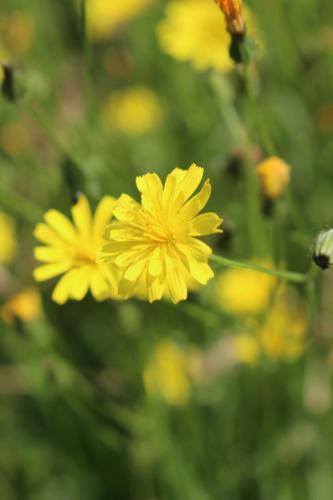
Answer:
210, 253, 308, 283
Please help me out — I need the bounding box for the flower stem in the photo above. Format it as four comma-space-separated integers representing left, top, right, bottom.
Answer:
210, 254, 308, 283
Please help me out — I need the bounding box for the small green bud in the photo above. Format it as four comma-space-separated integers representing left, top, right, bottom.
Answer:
313, 230, 333, 270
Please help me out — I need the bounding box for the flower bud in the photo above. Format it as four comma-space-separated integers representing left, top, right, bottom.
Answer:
256, 156, 291, 200
313, 230, 333, 270
215, 0, 245, 35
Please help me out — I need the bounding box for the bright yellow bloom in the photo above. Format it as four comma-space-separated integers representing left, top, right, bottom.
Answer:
101, 164, 222, 303
33, 194, 119, 304
1, 287, 41, 324
259, 301, 308, 361
85, 0, 153, 40
0, 211, 16, 265
215, 262, 277, 316
256, 157, 291, 200
157, 0, 255, 72
102, 87, 162, 136
143, 340, 191, 406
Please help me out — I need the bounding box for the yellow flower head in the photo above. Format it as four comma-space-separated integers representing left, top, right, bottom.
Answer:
256, 156, 291, 200
157, 0, 255, 72
231, 333, 260, 364
215, 262, 277, 316
0, 211, 16, 265
143, 340, 191, 406
85, 0, 153, 40
1, 287, 41, 324
33, 194, 119, 304
215, 0, 244, 35
102, 87, 162, 136
259, 300, 308, 361
101, 164, 223, 303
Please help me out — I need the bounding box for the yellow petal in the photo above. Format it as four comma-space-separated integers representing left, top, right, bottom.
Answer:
90, 269, 110, 301
190, 213, 223, 236
178, 180, 211, 221
44, 210, 77, 244
124, 258, 148, 281
51, 270, 77, 305
166, 270, 188, 304
34, 223, 66, 247
147, 272, 165, 302
71, 193, 92, 238
187, 259, 214, 285
177, 163, 204, 202
33, 262, 72, 282
34, 246, 69, 263
92, 196, 116, 240
68, 266, 91, 300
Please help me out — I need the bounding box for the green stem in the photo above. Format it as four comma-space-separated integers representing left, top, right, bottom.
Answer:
210, 254, 308, 283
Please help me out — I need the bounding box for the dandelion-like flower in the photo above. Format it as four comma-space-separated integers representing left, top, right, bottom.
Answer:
101, 164, 223, 303
101, 87, 162, 136
33, 193, 118, 304
157, 0, 256, 72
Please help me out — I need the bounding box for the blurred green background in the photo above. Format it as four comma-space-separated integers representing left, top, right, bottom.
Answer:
1, 0, 333, 498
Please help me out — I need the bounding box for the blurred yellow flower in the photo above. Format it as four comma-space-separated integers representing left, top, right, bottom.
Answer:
85, 0, 153, 40
100, 164, 223, 303
157, 0, 255, 72
259, 300, 308, 361
33, 193, 119, 304
1, 287, 41, 324
231, 333, 260, 364
0, 122, 30, 156
0, 11, 33, 58
256, 156, 291, 200
143, 340, 191, 405
0, 211, 16, 265
215, 262, 277, 316
102, 87, 163, 136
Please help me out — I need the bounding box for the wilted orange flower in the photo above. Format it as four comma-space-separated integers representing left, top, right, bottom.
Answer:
215, 0, 244, 34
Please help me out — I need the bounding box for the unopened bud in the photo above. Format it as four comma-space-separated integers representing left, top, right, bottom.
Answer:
215, 0, 245, 35
313, 230, 333, 270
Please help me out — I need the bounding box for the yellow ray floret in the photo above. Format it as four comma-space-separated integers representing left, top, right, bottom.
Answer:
33, 194, 119, 305
100, 164, 223, 304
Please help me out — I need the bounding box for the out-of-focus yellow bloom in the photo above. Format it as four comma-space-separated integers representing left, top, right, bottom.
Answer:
231, 333, 260, 364
215, 0, 244, 35
100, 164, 223, 303
0, 211, 16, 265
1, 287, 41, 324
215, 262, 277, 316
85, 0, 153, 40
143, 340, 192, 405
157, 0, 255, 72
259, 301, 307, 360
0, 11, 33, 58
102, 87, 163, 136
33, 193, 120, 304
0, 122, 30, 156
256, 157, 291, 200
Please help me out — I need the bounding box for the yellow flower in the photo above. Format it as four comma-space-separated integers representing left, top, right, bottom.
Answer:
102, 87, 162, 136
85, 0, 153, 40
143, 340, 191, 406
1, 287, 41, 324
215, 0, 244, 35
101, 164, 223, 303
0, 211, 16, 265
157, 0, 255, 72
0, 11, 33, 58
33, 193, 119, 305
231, 333, 260, 364
259, 300, 308, 361
256, 156, 291, 200
215, 262, 277, 316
